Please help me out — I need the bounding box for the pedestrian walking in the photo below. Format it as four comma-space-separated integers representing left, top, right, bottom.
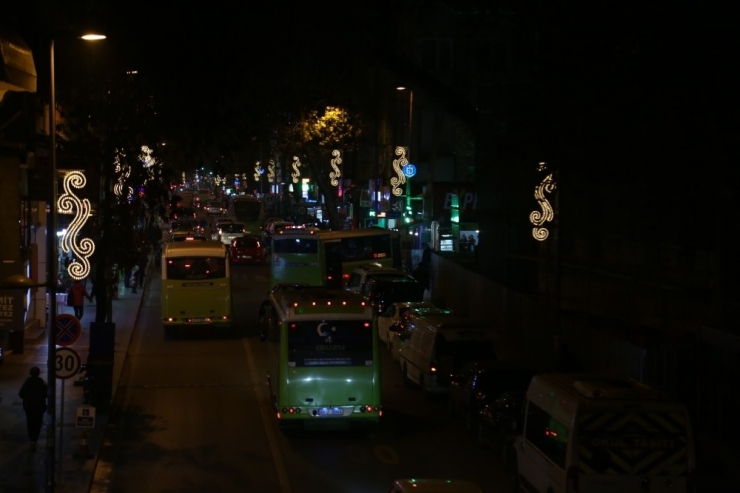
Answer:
19, 366, 47, 447
137, 251, 148, 288
130, 264, 139, 294
68, 278, 93, 320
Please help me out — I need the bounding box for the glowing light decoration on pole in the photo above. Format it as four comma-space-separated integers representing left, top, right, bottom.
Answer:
530, 162, 557, 241
267, 159, 275, 183
330, 149, 342, 186
291, 156, 302, 183
254, 161, 261, 181
113, 149, 133, 199
391, 146, 408, 196
58, 171, 94, 279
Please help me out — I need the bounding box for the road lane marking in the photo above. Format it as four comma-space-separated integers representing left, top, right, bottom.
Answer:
243, 337, 292, 493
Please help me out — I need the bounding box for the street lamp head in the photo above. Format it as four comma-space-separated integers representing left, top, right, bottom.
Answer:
396, 86, 407, 91
80, 33, 106, 41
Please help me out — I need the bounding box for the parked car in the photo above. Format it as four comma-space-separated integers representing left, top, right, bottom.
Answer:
219, 222, 246, 245
360, 276, 425, 315
346, 265, 411, 294
476, 390, 526, 467
394, 312, 498, 398
377, 301, 452, 361
447, 360, 533, 431
229, 235, 264, 265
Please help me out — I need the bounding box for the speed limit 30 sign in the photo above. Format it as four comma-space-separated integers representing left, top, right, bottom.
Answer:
55, 347, 82, 380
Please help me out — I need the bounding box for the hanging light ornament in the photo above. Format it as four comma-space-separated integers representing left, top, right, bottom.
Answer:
330, 150, 342, 186
291, 156, 302, 183
58, 171, 94, 279
530, 162, 557, 241
391, 147, 407, 196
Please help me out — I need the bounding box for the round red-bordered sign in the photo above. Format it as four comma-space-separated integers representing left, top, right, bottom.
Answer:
55, 313, 82, 347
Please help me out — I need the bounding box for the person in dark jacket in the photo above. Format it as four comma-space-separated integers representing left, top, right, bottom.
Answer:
19, 366, 48, 445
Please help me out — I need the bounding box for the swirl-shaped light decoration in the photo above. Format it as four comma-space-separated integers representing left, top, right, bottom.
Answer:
113, 148, 133, 199
530, 163, 557, 241
330, 149, 342, 187
58, 171, 94, 279
291, 156, 302, 183
254, 161, 261, 181
391, 147, 408, 197
267, 159, 275, 183
140, 145, 155, 168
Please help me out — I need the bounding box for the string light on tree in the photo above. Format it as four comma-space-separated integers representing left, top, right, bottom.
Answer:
530, 161, 557, 241
58, 171, 95, 279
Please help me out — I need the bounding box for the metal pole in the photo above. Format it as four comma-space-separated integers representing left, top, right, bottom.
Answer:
47, 37, 58, 493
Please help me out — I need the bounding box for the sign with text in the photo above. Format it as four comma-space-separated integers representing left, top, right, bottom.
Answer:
76, 405, 96, 428
0, 291, 25, 332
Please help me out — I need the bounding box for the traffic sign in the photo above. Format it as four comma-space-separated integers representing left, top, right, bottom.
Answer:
55, 313, 82, 347
55, 347, 82, 380
76, 405, 96, 428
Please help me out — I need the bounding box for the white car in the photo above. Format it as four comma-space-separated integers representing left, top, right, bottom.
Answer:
376, 301, 452, 361
219, 222, 246, 245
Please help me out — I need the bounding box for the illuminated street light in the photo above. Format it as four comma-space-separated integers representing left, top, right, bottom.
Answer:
47, 31, 106, 493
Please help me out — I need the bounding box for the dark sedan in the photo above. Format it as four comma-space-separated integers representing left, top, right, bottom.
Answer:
447, 360, 533, 432
229, 236, 264, 265
476, 390, 526, 469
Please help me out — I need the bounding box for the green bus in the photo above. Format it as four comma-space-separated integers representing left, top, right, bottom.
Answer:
269, 229, 323, 288
258, 286, 381, 430
269, 228, 403, 290
231, 194, 264, 236
161, 241, 232, 336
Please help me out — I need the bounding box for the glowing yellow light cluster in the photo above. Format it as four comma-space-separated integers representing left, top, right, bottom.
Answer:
292, 156, 302, 183
330, 149, 342, 186
58, 171, 94, 279
268, 159, 275, 183
391, 147, 407, 197
254, 161, 261, 181
530, 162, 557, 241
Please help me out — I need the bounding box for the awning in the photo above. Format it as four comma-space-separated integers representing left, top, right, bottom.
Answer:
0, 27, 37, 100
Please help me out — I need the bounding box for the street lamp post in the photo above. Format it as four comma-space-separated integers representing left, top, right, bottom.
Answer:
47, 37, 58, 493
47, 32, 105, 492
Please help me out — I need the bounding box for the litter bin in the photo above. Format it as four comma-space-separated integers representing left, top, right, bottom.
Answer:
9, 329, 24, 354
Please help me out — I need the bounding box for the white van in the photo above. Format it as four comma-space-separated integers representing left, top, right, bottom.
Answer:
515, 373, 696, 493
396, 312, 497, 397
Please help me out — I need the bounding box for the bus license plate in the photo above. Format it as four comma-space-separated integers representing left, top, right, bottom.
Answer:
318, 407, 343, 416
190, 318, 210, 323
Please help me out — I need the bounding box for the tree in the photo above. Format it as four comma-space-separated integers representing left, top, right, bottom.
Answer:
277, 106, 362, 229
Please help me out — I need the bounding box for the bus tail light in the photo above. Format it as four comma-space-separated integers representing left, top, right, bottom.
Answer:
162, 317, 178, 322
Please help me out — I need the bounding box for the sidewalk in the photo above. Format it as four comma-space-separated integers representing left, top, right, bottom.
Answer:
0, 258, 151, 493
